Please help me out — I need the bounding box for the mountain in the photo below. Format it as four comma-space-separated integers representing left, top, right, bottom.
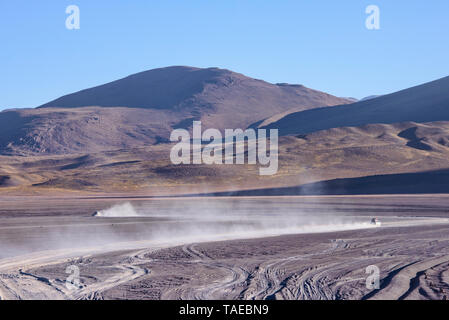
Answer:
2, 70, 449, 194
0, 66, 351, 155
38, 66, 350, 131
261, 76, 449, 135
360, 95, 382, 101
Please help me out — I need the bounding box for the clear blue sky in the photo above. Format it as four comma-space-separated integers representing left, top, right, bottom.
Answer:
1, 0, 448, 109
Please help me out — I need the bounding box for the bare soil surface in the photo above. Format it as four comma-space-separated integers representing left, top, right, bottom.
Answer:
0, 195, 449, 300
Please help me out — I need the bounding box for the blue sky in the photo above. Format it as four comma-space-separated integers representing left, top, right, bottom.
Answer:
1, 0, 448, 109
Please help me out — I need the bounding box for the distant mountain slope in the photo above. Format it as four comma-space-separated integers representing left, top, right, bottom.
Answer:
1, 66, 351, 155
360, 95, 382, 101
0, 107, 174, 155
39, 66, 220, 110
261, 76, 449, 135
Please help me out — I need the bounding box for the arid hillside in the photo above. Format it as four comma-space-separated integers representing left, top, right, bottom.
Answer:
0, 66, 351, 156
2, 121, 449, 195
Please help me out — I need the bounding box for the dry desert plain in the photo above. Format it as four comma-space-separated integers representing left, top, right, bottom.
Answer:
0, 195, 449, 300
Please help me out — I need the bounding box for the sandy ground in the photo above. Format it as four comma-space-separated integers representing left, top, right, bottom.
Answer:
0, 195, 449, 300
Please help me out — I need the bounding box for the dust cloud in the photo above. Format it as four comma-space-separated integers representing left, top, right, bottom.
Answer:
0, 198, 376, 259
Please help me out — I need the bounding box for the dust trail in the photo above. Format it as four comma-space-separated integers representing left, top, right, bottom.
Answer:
92, 202, 139, 217
1, 199, 385, 260
92, 201, 379, 245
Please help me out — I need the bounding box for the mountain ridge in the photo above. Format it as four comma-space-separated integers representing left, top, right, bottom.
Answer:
1, 66, 351, 155
260, 75, 449, 135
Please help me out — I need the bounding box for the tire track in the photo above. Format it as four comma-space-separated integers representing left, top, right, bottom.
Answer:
180, 243, 249, 300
